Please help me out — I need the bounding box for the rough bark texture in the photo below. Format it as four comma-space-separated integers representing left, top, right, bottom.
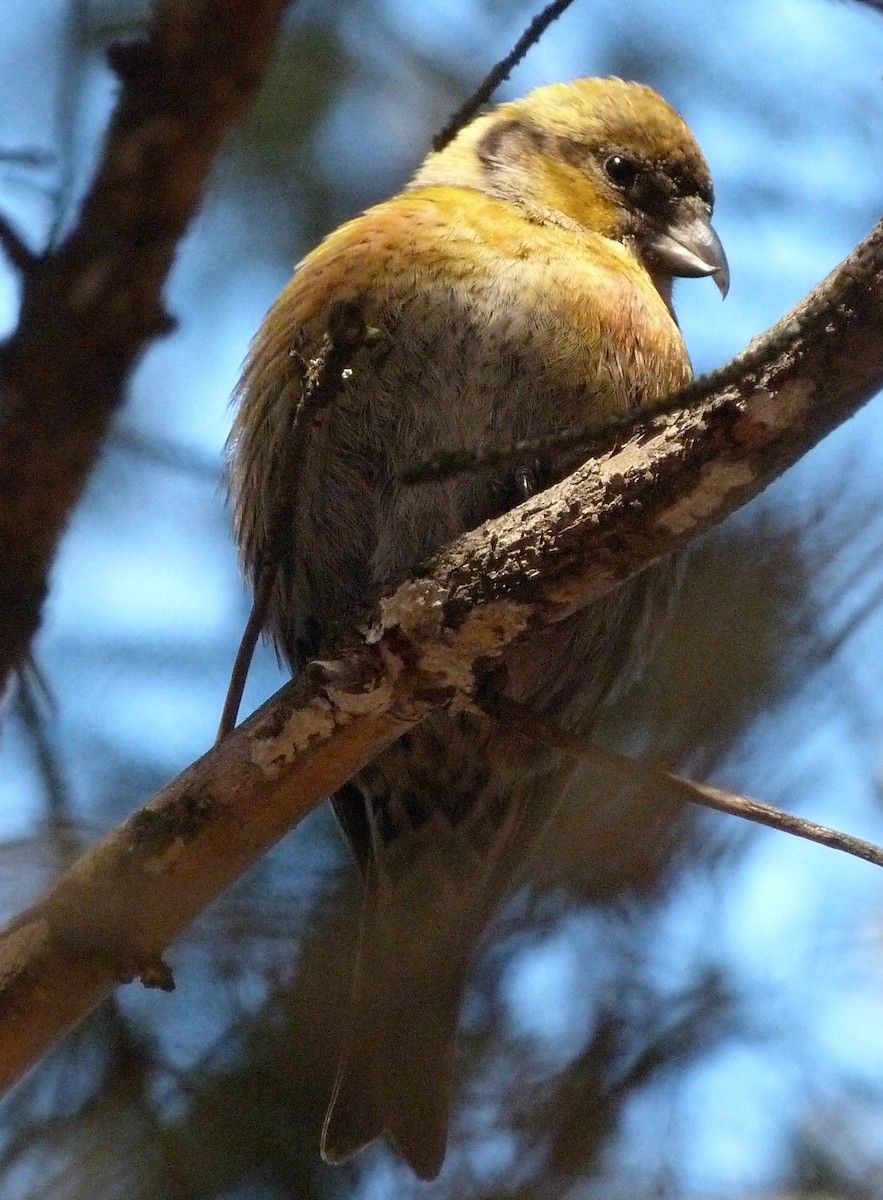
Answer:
0, 216, 881, 1094
0, 0, 287, 688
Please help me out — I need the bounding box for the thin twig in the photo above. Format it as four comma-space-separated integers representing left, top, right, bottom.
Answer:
406, 218, 883, 487
0, 213, 36, 273
215, 578, 273, 743
48, 0, 91, 246
432, 0, 580, 152
488, 696, 883, 871
111, 426, 220, 479
15, 676, 82, 869
403, 419, 615, 485
402, 364, 743, 486
216, 297, 372, 741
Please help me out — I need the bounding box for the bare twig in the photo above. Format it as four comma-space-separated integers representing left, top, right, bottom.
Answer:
407, 214, 883, 486
487, 696, 883, 872
216, 297, 372, 741
48, 0, 91, 246
0, 213, 36, 273
111, 425, 221, 479
432, 0, 580, 152
216, 584, 274, 744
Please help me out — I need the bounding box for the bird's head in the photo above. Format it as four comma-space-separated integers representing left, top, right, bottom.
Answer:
411, 76, 729, 298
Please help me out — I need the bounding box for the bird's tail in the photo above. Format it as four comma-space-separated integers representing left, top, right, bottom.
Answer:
320, 864, 479, 1181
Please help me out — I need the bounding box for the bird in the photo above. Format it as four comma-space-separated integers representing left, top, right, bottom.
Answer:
227, 76, 728, 1180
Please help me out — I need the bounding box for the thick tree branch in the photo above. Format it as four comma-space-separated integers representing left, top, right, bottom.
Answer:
425, 219, 883, 626
0, 0, 287, 689
0, 220, 881, 1097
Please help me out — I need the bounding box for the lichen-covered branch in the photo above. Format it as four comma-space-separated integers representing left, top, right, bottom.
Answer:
0, 216, 881, 1095
0, 0, 287, 688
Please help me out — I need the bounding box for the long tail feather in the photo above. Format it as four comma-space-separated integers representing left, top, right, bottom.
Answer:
321, 853, 478, 1179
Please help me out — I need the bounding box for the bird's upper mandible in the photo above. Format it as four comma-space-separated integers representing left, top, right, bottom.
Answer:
410, 75, 729, 299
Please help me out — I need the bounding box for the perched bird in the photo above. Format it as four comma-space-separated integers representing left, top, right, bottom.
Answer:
228, 77, 728, 1180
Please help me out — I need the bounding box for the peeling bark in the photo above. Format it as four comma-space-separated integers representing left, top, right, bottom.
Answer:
0, 216, 881, 1093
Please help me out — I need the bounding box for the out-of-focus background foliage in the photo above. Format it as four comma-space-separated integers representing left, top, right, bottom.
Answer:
2, 0, 883, 1196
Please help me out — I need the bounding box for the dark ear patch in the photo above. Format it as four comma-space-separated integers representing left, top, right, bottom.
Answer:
476, 117, 549, 175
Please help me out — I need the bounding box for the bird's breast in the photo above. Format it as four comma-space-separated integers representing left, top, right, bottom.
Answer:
364, 186, 694, 425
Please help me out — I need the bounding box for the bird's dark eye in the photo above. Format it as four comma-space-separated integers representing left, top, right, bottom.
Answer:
604, 154, 639, 189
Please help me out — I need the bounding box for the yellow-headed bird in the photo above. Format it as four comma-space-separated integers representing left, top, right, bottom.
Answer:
228, 77, 728, 1180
